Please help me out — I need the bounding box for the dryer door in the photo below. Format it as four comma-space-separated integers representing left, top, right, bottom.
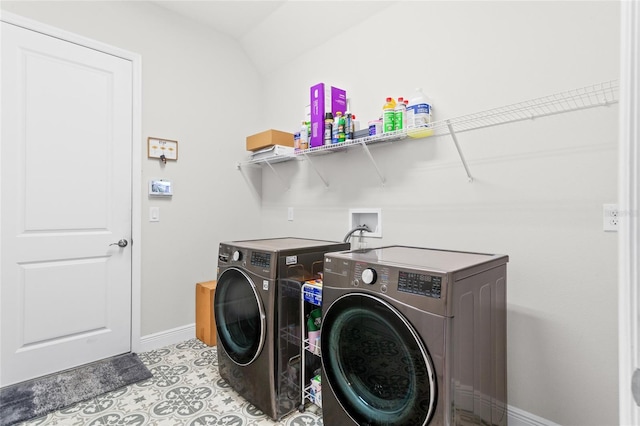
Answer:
214, 267, 266, 366
321, 293, 437, 426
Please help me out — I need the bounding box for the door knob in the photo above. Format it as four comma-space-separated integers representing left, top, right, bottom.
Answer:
109, 239, 128, 248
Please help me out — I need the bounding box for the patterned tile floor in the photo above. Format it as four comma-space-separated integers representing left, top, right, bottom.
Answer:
20, 339, 323, 426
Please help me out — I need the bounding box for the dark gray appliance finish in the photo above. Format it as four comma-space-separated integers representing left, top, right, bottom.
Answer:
321, 245, 508, 426
214, 237, 349, 421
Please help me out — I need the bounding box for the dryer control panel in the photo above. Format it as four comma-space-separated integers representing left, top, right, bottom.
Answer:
218, 244, 275, 278
250, 251, 271, 268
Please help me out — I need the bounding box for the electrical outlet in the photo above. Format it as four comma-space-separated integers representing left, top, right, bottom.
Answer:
603, 204, 619, 232
287, 207, 294, 221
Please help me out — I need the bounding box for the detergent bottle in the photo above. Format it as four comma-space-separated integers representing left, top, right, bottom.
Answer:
382, 97, 396, 133
406, 88, 432, 128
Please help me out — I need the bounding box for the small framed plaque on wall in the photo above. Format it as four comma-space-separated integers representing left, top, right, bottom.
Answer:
147, 137, 178, 161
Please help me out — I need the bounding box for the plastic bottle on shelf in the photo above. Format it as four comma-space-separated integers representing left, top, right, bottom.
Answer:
333, 112, 343, 143
406, 88, 432, 128
404, 99, 409, 127
324, 112, 334, 145
382, 97, 396, 133
352, 115, 360, 134
345, 112, 353, 140
337, 113, 346, 142
394, 96, 406, 131
299, 121, 309, 150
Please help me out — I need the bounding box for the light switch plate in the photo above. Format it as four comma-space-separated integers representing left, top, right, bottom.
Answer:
150, 207, 160, 222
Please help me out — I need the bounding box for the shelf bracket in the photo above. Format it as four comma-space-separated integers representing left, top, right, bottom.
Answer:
302, 151, 330, 188
264, 160, 290, 190
359, 141, 386, 184
446, 120, 474, 182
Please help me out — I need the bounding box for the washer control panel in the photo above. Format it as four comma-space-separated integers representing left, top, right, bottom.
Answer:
349, 261, 442, 299
398, 271, 442, 299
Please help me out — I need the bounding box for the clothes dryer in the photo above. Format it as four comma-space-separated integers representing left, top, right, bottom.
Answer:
321, 246, 508, 426
214, 237, 349, 420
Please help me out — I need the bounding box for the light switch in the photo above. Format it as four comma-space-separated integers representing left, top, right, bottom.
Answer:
150, 207, 160, 222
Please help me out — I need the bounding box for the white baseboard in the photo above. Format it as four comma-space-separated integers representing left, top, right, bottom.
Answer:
508, 404, 562, 426
137, 323, 196, 353
135, 325, 558, 426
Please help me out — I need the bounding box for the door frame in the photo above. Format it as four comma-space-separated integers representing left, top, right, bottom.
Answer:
618, 0, 640, 424
0, 11, 143, 353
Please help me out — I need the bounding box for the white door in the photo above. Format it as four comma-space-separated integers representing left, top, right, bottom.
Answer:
0, 21, 133, 386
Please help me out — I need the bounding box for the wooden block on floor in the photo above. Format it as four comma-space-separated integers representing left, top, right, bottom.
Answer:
196, 280, 217, 346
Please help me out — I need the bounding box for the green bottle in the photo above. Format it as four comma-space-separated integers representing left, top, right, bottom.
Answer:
337, 113, 346, 142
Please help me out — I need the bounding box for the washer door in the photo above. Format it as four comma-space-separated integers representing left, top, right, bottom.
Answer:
321, 293, 437, 426
214, 267, 266, 366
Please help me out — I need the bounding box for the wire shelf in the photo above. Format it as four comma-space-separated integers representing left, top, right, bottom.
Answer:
238, 80, 619, 184
295, 130, 408, 157
431, 79, 619, 135
242, 152, 294, 165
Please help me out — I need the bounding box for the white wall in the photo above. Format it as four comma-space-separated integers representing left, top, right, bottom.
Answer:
0, 0, 265, 335
256, 2, 620, 426
0, 1, 621, 425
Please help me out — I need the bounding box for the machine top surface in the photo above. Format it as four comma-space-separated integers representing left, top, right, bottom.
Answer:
223, 237, 346, 252
328, 245, 508, 273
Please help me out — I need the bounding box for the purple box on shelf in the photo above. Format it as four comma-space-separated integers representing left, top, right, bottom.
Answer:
309, 83, 347, 148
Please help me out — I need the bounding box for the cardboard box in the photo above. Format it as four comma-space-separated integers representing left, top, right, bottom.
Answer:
246, 129, 294, 152
196, 280, 217, 346
310, 83, 347, 148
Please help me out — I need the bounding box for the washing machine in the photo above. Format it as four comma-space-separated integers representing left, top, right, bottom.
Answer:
214, 237, 349, 420
320, 246, 508, 426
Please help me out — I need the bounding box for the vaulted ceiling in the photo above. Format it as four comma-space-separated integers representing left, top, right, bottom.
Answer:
150, 1, 396, 74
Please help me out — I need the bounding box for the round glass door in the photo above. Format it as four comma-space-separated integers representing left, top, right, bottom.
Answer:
321, 293, 437, 426
214, 268, 265, 366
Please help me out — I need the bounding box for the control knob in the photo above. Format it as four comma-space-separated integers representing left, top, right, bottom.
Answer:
361, 268, 377, 285
232, 250, 242, 262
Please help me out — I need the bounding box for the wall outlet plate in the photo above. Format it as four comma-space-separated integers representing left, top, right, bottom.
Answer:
349, 208, 382, 238
603, 203, 619, 232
